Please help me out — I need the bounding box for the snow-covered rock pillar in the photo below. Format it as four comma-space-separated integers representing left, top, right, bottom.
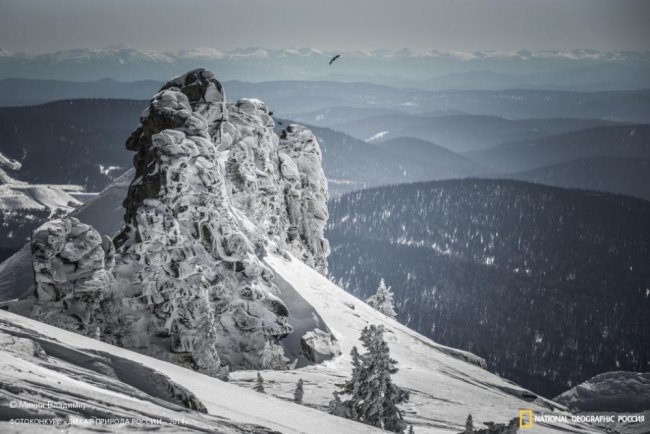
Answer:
110, 69, 290, 375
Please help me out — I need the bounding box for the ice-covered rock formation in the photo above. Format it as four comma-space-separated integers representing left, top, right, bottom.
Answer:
27, 68, 331, 377
220, 98, 329, 274
278, 125, 330, 273
31, 217, 114, 329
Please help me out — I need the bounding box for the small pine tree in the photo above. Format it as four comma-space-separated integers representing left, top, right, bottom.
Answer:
367, 278, 397, 318
465, 414, 474, 433
329, 324, 409, 433
408, 425, 415, 434
254, 372, 265, 393
293, 378, 304, 404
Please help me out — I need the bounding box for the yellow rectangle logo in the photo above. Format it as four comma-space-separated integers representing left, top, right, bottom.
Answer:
519, 409, 534, 429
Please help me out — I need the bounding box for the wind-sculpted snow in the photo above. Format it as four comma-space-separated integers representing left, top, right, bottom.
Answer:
15, 69, 330, 376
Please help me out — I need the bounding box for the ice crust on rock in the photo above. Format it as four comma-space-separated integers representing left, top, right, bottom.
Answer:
278, 125, 330, 274
28, 68, 330, 377
31, 217, 114, 329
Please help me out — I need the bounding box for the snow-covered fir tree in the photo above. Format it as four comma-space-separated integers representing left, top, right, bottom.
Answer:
293, 378, 304, 404
408, 425, 415, 434
367, 278, 397, 319
465, 414, 474, 433
254, 372, 265, 393
329, 324, 409, 433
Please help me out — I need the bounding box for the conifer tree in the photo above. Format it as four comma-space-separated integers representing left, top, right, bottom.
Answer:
254, 372, 265, 393
329, 324, 409, 433
367, 278, 397, 318
294, 378, 304, 404
465, 414, 474, 433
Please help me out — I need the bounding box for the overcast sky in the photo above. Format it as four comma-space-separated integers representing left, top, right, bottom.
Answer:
2, 0, 649, 53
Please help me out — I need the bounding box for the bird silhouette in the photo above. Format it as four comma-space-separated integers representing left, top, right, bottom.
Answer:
329, 54, 341, 65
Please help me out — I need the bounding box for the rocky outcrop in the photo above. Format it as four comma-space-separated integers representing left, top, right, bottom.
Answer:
300, 328, 340, 363
28, 69, 330, 377
31, 217, 114, 330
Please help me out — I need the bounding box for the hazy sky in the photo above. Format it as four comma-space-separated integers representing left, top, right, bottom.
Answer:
2, 0, 649, 53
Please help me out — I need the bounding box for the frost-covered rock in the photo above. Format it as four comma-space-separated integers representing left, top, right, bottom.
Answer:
300, 328, 340, 363
221, 103, 329, 274
31, 217, 114, 329
554, 371, 650, 412
108, 69, 292, 375
24, 68, 330, 377
278, 125, 330, 274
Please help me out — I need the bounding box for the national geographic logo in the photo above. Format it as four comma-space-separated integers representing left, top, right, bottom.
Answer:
519, 409, 533, 429
518, 409, 645, 429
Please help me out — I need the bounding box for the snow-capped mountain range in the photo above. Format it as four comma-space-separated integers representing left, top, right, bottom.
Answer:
4, 45, 649, 62
1, 45, 649, 90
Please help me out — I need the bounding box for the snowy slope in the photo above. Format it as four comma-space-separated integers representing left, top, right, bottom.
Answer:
0, 151, 83, 261
555, 372, 650, 413
553, 372, 650, 434
0, 309, 383, 434
230, 254, 597, 433
0, 252, 600, 433
0, 183, 80, 213
0, 166, 601, 433
0, 151, 81, 214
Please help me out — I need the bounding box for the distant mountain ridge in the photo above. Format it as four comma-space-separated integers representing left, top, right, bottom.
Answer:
374, 136, 486, 177
3, 79, 650, 125
469, 124, 650, 172
505, 157, 650, 202
0, 78, 160, 107
333, 113, 621, 152
0, 99, 491, 198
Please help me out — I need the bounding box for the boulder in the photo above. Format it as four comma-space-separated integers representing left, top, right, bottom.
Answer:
300, 328, 340, 363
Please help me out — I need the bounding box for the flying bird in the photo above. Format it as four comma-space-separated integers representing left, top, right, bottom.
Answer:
329, 54, 341, 65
